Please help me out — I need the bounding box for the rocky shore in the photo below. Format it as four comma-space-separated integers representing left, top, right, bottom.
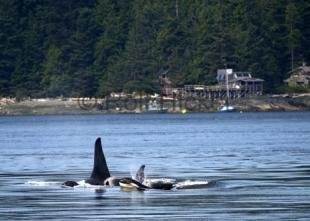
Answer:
232, 94, 310, 112
1, 94, 310, 116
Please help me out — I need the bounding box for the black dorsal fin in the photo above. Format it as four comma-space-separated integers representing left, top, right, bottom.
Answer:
88, 137, 111, 185
135, 165, 145, 183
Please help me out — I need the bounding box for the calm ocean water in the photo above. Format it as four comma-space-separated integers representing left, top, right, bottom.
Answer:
0, 112, 309, 220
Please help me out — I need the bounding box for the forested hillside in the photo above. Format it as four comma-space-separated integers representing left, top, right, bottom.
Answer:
0, 0, 309, 97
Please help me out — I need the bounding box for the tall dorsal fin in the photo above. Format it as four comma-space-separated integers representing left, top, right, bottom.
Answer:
87, 137, 110, 185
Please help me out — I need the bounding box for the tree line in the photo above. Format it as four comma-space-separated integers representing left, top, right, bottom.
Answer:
0, 0, 309, 98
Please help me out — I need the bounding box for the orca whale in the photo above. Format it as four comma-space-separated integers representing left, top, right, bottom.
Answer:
62, 137, 173, 190
62, 137, 111, 187
134, 164, 174, 190
85, 137, 111, 185
119, 177, 150, 191
62, 180, 79, 187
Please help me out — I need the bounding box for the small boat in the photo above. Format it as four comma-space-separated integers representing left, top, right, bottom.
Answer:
144, 100, 168, 113
218, 104, 236, 112
218, 69, 237, 113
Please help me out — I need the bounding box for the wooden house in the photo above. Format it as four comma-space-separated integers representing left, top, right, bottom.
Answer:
284, 64, 310, 88
216, 69, 264, 95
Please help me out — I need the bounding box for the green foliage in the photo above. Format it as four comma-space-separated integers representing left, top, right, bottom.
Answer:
0, 0, 309, 97
276, 85, 309, 94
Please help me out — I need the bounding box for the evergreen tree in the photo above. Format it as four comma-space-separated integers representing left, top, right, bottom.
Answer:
0, 0, 23, 96
0, 0, 309, 96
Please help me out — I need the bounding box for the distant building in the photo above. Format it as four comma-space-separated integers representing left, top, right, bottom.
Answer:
284, 63, 310, 88
159, 68, 264, 99
216, 69, 264, 94
159, 70, 172, 96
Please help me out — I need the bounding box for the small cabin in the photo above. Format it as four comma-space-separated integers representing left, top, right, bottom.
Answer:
284, 64, 310, 88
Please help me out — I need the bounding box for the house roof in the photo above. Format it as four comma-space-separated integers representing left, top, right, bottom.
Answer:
299, 66, 310, 73
290, 65, 310, 75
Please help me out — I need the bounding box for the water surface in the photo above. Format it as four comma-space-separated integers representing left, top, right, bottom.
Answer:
0, 112, 310, 220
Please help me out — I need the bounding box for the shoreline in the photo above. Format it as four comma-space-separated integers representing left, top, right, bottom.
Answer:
1, 94, 310, 116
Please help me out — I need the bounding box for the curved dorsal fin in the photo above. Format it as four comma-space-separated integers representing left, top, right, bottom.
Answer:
135, 165, 145, 183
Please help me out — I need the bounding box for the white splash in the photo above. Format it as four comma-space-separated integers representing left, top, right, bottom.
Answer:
144, 178, 176, 187
26, 180, 60, 186
73, 180, 107, 193
75, 180, 98, 188
174, 180, 209, 189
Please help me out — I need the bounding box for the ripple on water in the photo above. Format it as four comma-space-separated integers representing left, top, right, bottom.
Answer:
0, 112, 310, 220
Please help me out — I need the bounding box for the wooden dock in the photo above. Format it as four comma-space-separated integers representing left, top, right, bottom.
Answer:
175, 84, 263, 100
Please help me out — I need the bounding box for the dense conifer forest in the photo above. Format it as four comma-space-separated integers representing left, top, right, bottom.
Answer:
0, 0, 309, 97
